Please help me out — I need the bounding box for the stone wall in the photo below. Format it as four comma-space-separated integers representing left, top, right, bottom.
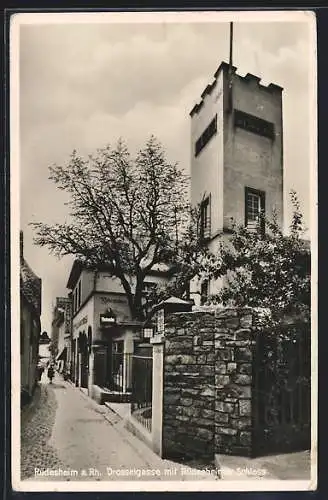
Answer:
161, 306, 310, 461
162, 311, 216, 459
162, 307, 256, 459
213, 308, 254, 457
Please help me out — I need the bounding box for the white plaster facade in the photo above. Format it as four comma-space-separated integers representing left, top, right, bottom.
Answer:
190, 62, 284, 304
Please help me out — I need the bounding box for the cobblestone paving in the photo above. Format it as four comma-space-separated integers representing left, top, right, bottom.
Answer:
20, 375, 66, 480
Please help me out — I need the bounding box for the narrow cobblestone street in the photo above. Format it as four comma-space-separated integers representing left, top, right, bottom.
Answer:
21, 375, 66, 480
20, 371, 219, 483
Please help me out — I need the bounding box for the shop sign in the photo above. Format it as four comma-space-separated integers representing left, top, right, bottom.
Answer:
100, 296, 128, 305
65, 301, 72, 334
100, 308, 116, 326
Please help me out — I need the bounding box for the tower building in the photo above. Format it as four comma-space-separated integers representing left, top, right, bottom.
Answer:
190, 61, 284, 304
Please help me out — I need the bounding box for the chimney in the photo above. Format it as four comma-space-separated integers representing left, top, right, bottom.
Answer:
20, 231, 24, 258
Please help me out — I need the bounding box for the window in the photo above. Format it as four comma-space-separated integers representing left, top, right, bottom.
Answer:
200, 196, 211, 240
74, 281, 82, 313
195, 115, 217, 156
200, 281, 209, 305
245, 187, 266, 233
234, 109, 275, 140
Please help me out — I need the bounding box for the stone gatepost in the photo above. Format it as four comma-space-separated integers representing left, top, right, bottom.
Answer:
148, 297, 193, 458
150, 333, 165, 456
214, 308, 255, 457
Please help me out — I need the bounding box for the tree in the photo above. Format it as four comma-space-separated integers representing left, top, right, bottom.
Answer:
31, 136, 206, 321
206, 191, 311, 324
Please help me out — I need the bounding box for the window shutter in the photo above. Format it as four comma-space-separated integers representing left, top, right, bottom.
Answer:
206, 194, 211, 239
260, 191, 266, 235
200, 195, 211, 241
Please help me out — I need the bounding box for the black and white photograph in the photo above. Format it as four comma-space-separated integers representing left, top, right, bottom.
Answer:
11, 10, 317, 492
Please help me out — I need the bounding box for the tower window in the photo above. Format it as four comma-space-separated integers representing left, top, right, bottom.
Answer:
200, 196, 211, 240
195, 115, 217, 156
245, 187, 266, 233
234, 109, 275, 140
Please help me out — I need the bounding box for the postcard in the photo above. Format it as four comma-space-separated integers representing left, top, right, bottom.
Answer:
10, 9, 317, 492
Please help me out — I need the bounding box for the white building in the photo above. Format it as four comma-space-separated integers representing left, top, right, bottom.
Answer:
66, 261, 170, 402
190, 61, 284, 305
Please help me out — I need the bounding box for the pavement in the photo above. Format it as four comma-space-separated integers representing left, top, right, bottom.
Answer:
20, 371, 219, 482
215, 450, 312, 481
20, 371, 313, 484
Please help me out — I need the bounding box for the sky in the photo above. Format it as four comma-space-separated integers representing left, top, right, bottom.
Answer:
15, 12, 316, 335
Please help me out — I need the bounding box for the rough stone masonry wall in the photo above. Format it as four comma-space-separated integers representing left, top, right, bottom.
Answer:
162, 307, 256, 460
214, 307, 254, 457
162, 311, 216, 460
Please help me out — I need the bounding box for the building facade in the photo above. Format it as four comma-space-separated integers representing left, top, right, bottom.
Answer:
51, 296, 72, 374
20, 231, 42, 404
190, 61, 284, 304
38, 332, 51, 368
66, 261, 169, 399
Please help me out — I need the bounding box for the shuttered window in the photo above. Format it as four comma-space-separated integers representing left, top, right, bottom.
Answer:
200, 195, 211, 241
195, 115, 217, 157
234, 109, 275, 140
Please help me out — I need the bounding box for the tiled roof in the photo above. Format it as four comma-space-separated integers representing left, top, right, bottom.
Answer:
20, 257, 42, 315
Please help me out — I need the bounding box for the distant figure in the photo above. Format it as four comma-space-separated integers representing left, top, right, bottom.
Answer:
47, 365, 54, 384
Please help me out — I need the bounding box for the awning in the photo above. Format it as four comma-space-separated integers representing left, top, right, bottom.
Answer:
56, 346, 67, 361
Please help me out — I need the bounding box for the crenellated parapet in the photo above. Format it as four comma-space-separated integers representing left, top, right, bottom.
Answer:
190, 61, 283, 117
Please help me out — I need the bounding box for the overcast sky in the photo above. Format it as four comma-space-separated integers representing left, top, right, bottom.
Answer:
15, 12, 315, 335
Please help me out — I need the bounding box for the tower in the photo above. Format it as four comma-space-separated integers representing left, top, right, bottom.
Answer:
190, 61, 284, 304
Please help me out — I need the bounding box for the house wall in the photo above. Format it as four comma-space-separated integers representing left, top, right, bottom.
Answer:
57, 321, 66, 353
93, 293, 131, 340
191, 70, 224, 235
21, 298, 40, 399
72, 296, 95, 341
95, 273, 126, 293
190, 64, 283, 303
223, 73, 283, 230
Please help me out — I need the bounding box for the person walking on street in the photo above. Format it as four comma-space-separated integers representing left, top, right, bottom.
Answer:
47, 365, 54, 384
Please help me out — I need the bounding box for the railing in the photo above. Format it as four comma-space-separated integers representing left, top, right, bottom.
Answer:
110, 352, 133, 394
131, 352, 153, 432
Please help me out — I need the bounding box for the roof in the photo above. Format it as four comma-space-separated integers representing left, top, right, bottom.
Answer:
20, 257, 42, 316
147, 296, 194, 318
66, 260, 117, 289
66, 260, 84, 290
67, 258, 174, 290
158, 296, 192, 306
